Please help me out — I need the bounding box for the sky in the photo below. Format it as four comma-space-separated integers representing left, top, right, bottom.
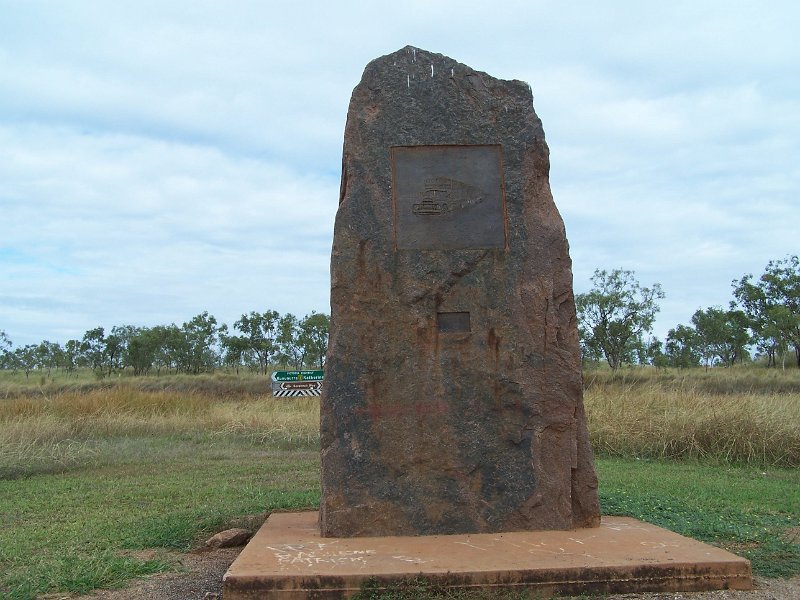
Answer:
1, 1, 798, 347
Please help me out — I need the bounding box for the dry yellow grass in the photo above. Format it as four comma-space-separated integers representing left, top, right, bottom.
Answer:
584, 370, 800, 466
2, 369, 799, 474
0, 384, 320, 476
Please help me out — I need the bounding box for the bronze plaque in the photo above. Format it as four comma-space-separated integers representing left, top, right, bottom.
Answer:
392, 145, 507, 250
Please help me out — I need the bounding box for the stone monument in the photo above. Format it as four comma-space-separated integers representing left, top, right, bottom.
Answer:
320, 46, 600, 537
224, 47, 752, 599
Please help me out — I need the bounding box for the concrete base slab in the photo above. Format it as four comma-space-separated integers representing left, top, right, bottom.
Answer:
223, 511, 752, 599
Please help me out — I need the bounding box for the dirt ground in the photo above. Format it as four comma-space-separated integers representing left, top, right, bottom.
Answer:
58, 546, 800, 600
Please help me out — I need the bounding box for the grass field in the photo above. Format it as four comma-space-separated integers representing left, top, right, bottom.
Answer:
1, 368, 799, 599
584, 368, 800, 466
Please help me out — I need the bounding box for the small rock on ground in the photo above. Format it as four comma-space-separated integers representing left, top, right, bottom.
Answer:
204, 527, 251, 549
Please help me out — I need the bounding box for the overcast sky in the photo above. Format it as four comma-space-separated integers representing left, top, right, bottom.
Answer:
1, 1, 798, 347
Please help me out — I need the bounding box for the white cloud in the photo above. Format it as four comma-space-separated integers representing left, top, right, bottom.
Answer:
0, 123, 337, 344
1, 0, 799, 347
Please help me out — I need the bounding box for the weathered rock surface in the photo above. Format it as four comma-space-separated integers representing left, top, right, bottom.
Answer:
320, 46, 600, 537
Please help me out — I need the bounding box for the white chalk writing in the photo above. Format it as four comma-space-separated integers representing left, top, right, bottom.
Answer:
265, 543, 376, 568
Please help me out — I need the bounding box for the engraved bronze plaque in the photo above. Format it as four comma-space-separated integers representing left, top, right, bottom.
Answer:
437, 311, 471, 333
392, 145, 507, 250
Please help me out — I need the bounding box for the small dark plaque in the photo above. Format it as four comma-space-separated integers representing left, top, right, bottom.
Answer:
392, 145, 507, 250
437, 311, 471, 333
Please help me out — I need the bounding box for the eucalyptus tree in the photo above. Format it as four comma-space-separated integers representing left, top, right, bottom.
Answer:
109, 325, 142, 373
103, 333, 124, 377
691, 306, 752, 368
35, 340, 62, 375
62, 340, 81, 375
0, 330, 11, 368
14, 345, 38, 378
220, 333, 253, 373
733, 255, 800, 367
233, 310, 279, 374
180, 312, 226, 374
149, 324, 184, 374
276, 313, 304, 369
636, 336, 666, 367
80, 327, 107, 375
125, 327, 161, 375
665, 324, 702, 368
575, 269, 664, 370
298, 312, 330, 369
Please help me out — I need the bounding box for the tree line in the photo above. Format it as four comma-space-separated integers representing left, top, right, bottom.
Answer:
577, 255, 800, 370
0, 310, 330, 378
2, 255, 797, 377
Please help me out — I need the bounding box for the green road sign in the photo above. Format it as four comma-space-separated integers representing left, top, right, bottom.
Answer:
271, 370, 324, 382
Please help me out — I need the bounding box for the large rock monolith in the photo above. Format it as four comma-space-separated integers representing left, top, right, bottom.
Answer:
320, 46, 600, 537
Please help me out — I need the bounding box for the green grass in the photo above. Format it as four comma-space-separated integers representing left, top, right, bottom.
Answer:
2, 452, 797, 599
598, 458, 800, 578
0, 446, 319, 599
